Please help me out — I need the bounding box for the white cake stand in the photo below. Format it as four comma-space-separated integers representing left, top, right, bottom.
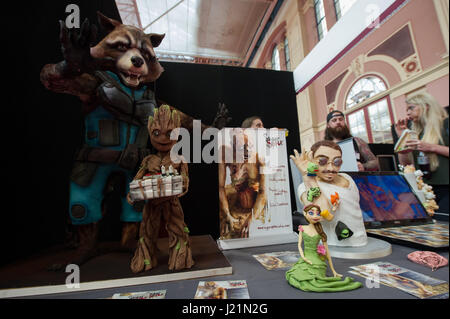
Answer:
328, 237, 392, 259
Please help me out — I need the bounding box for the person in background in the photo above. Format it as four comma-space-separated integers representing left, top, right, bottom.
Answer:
324, 110, 379, 171
395, 92, 449, 219
241, 116, 264, 129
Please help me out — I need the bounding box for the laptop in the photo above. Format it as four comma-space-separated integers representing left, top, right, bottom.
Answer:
347, 171, 449, 248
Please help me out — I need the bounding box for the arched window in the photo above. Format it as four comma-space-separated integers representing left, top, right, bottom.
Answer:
272, 46, 281, 71
284, 37, 291, 71
257, 22, 287, 70
345, 75, 393, 144
346, 76, 387, 109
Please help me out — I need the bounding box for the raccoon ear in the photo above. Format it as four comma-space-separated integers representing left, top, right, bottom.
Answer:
148, 33, 165, 48
97, 11, 121, 32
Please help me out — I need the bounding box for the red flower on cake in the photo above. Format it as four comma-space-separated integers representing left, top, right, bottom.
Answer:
317, 244, 326, 256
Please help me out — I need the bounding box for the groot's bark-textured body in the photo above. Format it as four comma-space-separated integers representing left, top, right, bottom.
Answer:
130, 105, 194, 273
131, 197, 193, 272
130, 154, 194, 273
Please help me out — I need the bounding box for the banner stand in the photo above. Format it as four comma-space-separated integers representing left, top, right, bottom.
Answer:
217, 232, 298, 251
217, 128, 297, 251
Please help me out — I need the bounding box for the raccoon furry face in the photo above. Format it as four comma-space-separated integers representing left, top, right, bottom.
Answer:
90, 12, 165, 88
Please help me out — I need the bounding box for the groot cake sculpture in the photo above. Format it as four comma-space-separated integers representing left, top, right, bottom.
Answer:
127, 105, 194, 272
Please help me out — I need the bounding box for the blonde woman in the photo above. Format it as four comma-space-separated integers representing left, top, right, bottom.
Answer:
395, 92, 449, 217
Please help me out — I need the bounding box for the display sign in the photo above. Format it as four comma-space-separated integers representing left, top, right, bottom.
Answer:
217, 128, 297, 250
337, 138, 359, 172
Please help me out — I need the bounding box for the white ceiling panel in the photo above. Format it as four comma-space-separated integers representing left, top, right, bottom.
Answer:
116, 0, 275, 65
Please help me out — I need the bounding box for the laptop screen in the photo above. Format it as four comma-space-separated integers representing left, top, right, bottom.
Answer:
346, 172, 432, 228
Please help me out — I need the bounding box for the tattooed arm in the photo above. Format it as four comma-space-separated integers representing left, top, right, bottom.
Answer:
355, 137, 379, 171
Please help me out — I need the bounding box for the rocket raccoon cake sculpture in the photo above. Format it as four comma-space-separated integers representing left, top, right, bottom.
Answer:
40, 12, 229, 270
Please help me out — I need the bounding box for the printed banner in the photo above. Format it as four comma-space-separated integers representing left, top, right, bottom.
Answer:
218, 128, 293, 240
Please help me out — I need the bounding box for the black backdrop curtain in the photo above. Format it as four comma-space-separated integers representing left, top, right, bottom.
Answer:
1, 0, 122, 266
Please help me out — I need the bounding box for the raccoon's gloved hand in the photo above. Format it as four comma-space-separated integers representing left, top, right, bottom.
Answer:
59, 18, 98, 76
212, 103, 232, 129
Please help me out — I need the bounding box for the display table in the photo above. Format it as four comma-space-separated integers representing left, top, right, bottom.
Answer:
12, 235, 448, 299
0, 235, 232, 298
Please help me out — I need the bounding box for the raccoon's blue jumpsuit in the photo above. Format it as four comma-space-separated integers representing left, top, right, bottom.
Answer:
69, 72, 150, 225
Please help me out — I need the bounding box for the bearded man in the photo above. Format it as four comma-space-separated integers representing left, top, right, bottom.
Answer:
324, 110, 379, 171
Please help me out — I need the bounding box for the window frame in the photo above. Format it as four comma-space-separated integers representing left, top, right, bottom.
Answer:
271, 45, 281, 71
345, 74, 394, 144
314, 0, 328, 41
346, 96, 395, 144
346, 75, 388, 109
284, 37, 291, 71
334, 0, 358, 21
334, 0, 342, 20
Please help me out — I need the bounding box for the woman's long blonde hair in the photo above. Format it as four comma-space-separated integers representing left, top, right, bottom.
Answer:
405, 92, 448, 171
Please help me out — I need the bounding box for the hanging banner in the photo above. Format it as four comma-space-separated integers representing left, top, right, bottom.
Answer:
217, 128, 297, 250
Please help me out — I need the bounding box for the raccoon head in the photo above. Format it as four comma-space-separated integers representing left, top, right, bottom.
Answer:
90, 12, 165, 88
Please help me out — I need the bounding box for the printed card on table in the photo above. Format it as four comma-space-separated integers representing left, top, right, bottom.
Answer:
194, 280, 250, 299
